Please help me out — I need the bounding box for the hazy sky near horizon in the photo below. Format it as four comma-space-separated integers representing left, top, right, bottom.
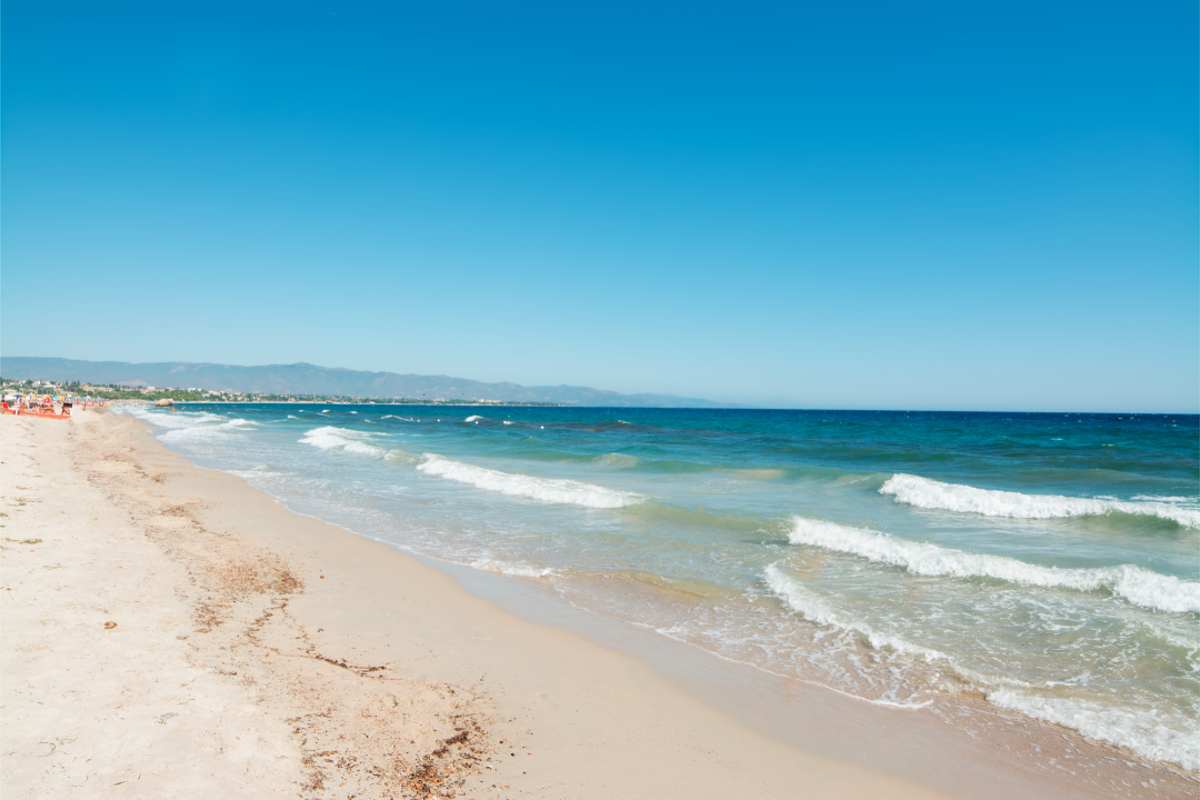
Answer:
3, 2, 1197, 411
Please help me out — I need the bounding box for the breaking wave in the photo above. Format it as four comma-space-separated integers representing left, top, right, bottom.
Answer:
299, 426, 386, 458
987, 689, 1199, 771
880, 473, 1200, 528
768, 562, 1200, 767
416, 454, 642, 509
787, 517, 1200, 614
763, 564, 949, 667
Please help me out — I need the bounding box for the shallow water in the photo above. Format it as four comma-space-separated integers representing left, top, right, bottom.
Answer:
121, 404, 1200, 771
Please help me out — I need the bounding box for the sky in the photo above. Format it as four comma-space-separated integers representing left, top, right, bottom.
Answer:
2, 2, 1197, 411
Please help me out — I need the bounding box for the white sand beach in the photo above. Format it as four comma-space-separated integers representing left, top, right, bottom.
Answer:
1, 411, 1192, 799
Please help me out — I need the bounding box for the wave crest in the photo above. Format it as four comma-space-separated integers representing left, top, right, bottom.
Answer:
763, 564, 948, 666
787, 517, 1200, 614
880, 473, 1200, 528
987, 689, 1199, 771
299, 426, 386, 458
416, 454, 642, 509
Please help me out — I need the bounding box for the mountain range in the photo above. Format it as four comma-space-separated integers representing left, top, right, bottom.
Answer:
0, 357, 723, 407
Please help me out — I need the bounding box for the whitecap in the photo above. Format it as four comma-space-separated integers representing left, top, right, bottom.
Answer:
298, 426, 386, 458
880, 473, 1200, 528
786, 516, 1200, 614
416, 454, 642, 509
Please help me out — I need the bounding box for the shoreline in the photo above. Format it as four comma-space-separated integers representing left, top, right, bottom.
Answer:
2, 411, 1193, 798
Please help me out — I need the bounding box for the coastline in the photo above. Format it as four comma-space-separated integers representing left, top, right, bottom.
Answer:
1, 411, 1192, 798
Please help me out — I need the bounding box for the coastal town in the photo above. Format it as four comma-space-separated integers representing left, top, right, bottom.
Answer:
0, 376, 560, 407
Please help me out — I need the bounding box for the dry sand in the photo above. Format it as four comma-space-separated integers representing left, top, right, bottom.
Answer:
0, 412, 1189, 798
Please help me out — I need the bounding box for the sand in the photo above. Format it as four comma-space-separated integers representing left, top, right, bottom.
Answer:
0, 411, 1190, 798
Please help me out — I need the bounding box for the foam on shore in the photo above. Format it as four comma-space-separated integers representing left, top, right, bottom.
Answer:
987, 688, 1200, 771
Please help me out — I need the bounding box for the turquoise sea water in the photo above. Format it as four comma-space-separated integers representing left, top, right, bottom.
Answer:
122, 404, 1200, 770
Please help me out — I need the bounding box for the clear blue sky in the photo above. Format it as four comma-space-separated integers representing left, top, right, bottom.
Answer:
3, 2, 1197, 411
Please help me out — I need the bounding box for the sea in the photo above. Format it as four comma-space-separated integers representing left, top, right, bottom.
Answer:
119, 404, 1200, 773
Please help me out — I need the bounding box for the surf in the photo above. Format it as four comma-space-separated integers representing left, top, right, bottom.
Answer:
787, 516, 1200, 614
880, 473, 1200, 528
298, 425, 387, 458
416, 454, 643, 509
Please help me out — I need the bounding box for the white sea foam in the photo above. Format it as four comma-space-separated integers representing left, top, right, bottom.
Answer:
468, 557, 556, 578
127, 408, 222, 429
120, 406, 264, 441
987, 688, 1200, 771
787, 517, 1200, 614
1132, 495, 1198, 504
763, 564, 948, 664
226, 464, 282, 480
464, 414, 484, 423
299, 426, 386, 457
383, 447, 420, 464
416, 454, 642, 509
880, 473, 1200, 528
502, 420, 515, 426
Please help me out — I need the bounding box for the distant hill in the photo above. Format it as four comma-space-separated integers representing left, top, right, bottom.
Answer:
0, 357, 723, 407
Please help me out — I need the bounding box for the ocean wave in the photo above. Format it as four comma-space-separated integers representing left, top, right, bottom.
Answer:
383, 447, 420, 464
787, 517, 1200, 614
987, 688, 1200, 771
464, 414, 485, 424
155, 416, 257, 444
298, 426, 386, 458
763, 564, 949, 664
1132, 494, 1199, 505
128, 408, 222, 429
767, 562, 1200, 762
880, 473, 1200, 528
416, 454, 643, 509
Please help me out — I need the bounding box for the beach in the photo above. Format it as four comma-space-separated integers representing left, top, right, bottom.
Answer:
1, 410, 1194, 798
